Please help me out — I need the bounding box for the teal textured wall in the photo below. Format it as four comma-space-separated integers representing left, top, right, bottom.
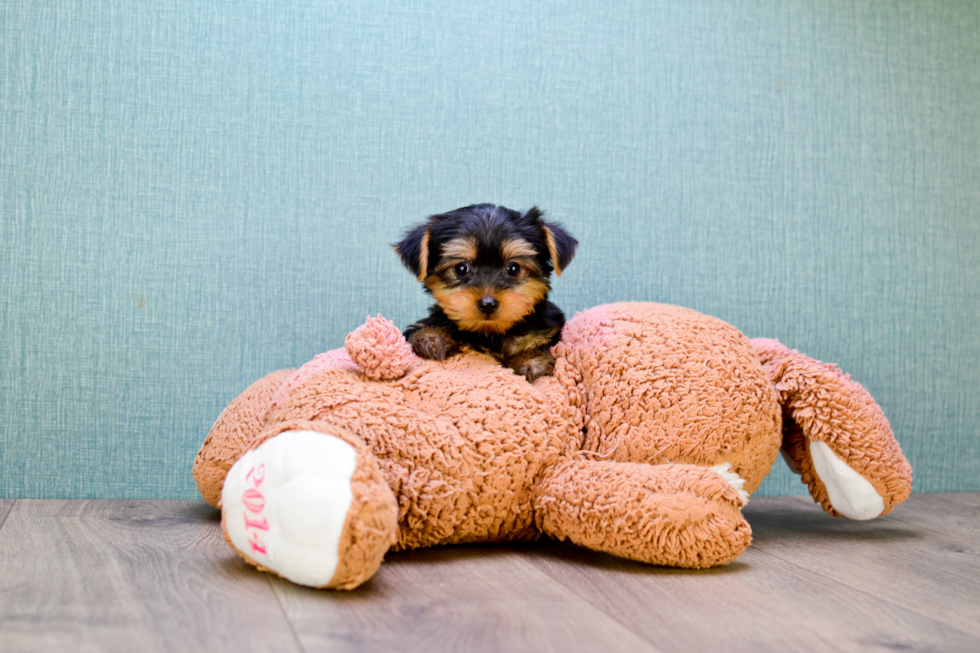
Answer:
2, 1, 978, 499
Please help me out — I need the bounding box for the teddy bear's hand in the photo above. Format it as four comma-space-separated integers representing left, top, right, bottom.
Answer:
407, 325, 460, 361
505, 349, 555, 382
535, 459, 752, 568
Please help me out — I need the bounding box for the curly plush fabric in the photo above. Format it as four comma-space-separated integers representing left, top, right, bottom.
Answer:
224, 419, 399, 589
257, 350, 569, 550
555, 303, 782, 493
535, 459, 752, 568
751, 338, 913, 516
194, 369, 293, 507
194, 302, 913, 589
344, 315, 416, 381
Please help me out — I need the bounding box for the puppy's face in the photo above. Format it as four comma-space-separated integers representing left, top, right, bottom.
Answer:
395, 205, 577, 334
425, 232, 549, 333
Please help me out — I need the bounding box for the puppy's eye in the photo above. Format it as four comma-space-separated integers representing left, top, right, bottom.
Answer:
454, 262, 470, 277
506, 262, 521, 277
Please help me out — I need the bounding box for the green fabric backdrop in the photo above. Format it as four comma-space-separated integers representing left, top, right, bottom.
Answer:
2, 0, 978, 498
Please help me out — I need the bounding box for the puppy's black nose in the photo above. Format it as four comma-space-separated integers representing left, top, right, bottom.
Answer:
477, 296, 499, 315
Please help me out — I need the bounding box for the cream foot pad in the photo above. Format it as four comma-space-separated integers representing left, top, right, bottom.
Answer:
809, 440, 885, 520
222, 430, 357, 587
711, 462, 750, 505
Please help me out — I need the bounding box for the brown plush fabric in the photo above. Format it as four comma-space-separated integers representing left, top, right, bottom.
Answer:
267, 353, 569, 549
751, 338, 913, 515
343, 315, 416, 381
554, 303, 782, 494
221, 419, 399, 589
328, 444, 400, 590
193, 369, 293, 507
197, 305, 913, 588
535, 458, 752, 567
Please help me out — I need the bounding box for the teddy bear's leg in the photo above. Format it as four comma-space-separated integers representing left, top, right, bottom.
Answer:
534, 459, 752, 568
220, 421, 398, 590
194, 368, 295, 508
752, 338, 913, 520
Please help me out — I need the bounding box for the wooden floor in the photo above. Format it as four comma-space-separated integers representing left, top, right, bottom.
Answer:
0, 494, 978, 653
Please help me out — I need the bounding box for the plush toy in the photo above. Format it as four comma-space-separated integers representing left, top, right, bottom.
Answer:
194, 302, 911, 590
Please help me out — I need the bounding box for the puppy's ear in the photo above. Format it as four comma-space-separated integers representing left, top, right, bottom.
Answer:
526, 207, 578, 276
393, 224, 431, 281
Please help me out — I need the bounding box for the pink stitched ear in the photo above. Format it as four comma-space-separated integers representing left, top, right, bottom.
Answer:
345, 315, 416, 380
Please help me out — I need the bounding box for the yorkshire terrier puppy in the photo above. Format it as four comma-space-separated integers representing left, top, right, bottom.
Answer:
395, 204, 577, 382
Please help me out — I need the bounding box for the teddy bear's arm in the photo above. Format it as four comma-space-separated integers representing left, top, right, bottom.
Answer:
533, 459, 752, 568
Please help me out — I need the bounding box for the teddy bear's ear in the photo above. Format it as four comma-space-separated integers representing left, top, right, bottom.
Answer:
393, 223, 431, 281
526, 207, 578, 276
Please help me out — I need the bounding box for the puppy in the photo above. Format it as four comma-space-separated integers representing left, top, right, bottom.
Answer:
395, 204, 577, 382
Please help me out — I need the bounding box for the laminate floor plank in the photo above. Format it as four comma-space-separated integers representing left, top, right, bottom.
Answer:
268, 544, 662, 653
0, 500, 302, 653
879, 492, 980, 544
2, 495, 978, 653
0, 499, 14, 531
524, 528, 978, 652
744, 496, 980, 638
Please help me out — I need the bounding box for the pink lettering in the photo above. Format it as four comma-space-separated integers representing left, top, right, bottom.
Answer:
245, 464, 266, 488
242, 488, 265, 513
241, 465, 271, 556
247, 531, 267, 555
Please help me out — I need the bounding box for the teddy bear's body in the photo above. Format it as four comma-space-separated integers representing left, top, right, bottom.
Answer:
195, 302, 911, 589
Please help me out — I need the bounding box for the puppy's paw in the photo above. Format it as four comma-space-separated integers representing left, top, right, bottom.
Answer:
506, 350, 555, 382
408, 326, 459, 361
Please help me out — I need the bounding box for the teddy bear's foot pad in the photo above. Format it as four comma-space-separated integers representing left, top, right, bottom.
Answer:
221, 430, 356, 587
809, 441, 885, 520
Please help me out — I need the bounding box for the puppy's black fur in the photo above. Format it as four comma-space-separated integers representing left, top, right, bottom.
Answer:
394, 204, 576, 381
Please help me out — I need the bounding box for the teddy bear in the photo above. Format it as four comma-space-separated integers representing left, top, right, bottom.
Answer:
193, 302, 912, 590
